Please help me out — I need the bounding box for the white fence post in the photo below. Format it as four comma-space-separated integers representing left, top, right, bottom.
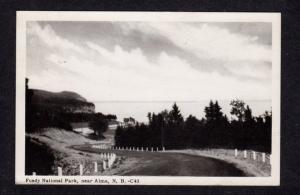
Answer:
262, 153, 266, 162
156, 147, 159, 151
235, 149, 238, 158
102, 160, 107, 170
243, 150, 247, 159
252, 151, 256, 160
94, 162, 98, 173
163, 147, 165, 152
79, 164, 83, 176
32, 172, 36, 176
141, 147, 143, 152
58, 167, 62, 176
151, 147, 153, 152
108, 159, 111, 168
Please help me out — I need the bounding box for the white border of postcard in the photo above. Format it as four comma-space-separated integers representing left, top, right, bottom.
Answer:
16, 11, 281, 186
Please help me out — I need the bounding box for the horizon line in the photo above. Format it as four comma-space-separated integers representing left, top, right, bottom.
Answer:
92, 99, 271, 103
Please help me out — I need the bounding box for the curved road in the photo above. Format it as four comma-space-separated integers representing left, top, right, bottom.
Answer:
72, 145, 245, 176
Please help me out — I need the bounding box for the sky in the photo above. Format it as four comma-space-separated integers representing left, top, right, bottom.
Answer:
26, 21, 272, 102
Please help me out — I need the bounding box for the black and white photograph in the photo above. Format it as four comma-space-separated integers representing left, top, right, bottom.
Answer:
16, 12, 281, 185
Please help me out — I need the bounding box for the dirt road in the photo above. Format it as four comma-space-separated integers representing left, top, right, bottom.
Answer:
72, 145, 246, 176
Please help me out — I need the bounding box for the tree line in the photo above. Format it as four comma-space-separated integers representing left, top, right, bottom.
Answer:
115, 101, 271, 152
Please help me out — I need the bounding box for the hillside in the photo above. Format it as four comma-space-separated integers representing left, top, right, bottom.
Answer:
26, 128, 101, 175
28, 89, 95, 113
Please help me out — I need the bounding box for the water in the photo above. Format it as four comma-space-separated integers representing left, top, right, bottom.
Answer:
95, 100, 271, 123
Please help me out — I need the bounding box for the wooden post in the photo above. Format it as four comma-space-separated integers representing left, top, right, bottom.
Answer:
243, 150, 247, 159
157, 147, 159, 151
94, 162, 98, 173
235, 149, 238, 158
141, 147, 143, 152
163, 147, 165, 152
151, 147, 153, 152
79, 164, 83, 176
58, 167, 62, 176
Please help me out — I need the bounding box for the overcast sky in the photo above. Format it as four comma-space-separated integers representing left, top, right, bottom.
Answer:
26, 21, 272, 101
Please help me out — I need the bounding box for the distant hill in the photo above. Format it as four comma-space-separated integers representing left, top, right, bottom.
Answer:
29, 89, 95, 113
31, 89, 87, 103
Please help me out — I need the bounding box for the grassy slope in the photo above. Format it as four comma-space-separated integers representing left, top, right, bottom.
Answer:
27, 128, 115, 175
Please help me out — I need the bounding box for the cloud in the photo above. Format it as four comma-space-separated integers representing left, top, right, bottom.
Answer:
26, 22, 272, 101
123, 23, 271, 62
27, 22, 84, 54
120, 22, 272, 82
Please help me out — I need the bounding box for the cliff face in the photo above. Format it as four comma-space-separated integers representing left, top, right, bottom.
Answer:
29, 89, 95, 113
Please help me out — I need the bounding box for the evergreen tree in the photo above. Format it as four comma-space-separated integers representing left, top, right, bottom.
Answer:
213, 101, 223, 121
204, 100, 224, 122
204, 100, 214, 122
169, 103, 183, 125
244, 105, 253, 123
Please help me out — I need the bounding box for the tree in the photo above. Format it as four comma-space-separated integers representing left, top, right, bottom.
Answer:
213, 101, 223, 121
89, 118, 108, 138
244, 105, 253, 123
204, 100, 214, 122
169, 103, 183, 125
106, 114, 117, 120
115, 126, 124, 146
230, 99, 246, 122
147, 112, 152, 124
204, 100, 224, 122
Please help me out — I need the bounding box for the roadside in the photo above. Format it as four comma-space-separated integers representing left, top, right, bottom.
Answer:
26, 128, 121, 175
168, 149, 271, 176
73, 145, 246, 176
26, 128, 270, 177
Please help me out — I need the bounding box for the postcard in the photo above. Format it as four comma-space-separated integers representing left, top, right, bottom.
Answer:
16, 11, 281, 185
